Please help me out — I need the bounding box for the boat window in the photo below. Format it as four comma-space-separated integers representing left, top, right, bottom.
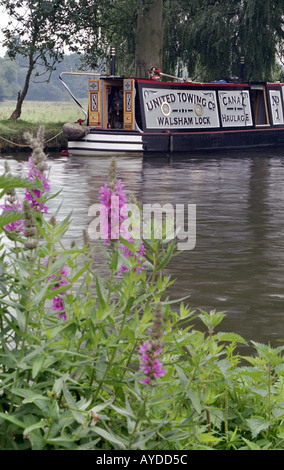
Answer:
251, 87, 269, 125
269, 89, 284, 125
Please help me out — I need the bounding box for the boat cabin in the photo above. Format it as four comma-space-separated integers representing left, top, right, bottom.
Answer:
87, 77, 284, 132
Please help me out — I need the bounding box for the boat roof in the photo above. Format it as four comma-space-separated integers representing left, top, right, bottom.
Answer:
103, 76, 284, 87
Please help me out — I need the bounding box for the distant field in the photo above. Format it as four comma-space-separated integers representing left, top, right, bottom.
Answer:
0, 99, 90, 151
0, 100, 88, 123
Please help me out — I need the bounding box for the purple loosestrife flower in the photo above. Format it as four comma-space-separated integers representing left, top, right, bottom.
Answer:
25, 158, 50, 213
22, 200, 38, 249
98, 158, 127, 243
138, 340, 166, 384
99, 158, 145, 274
99, 180, 127, 242
1, 196, 23, 232
24, 127, 50, 213
138, 304, 166, 385
118, 238, 145, 276
49, 266, 69, 321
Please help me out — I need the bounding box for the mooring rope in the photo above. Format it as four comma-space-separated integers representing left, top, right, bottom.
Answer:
0, 130, 63, 148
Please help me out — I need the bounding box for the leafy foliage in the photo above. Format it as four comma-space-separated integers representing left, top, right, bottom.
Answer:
66, 0, 284, 80
2, 133, 284, 450
164, 0, 284, 81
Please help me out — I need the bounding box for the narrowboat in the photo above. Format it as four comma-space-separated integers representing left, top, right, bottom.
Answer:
60, 66, 284, 156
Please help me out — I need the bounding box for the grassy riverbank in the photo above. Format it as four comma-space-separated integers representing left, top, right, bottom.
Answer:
0, 100, 87, 153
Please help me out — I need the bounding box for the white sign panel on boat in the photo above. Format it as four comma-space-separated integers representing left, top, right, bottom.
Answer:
218, 90, 252, 127
142, 88, 220, 129
269, 90, 284, 125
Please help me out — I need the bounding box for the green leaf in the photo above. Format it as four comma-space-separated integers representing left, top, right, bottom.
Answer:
15, 306, 27, 332
216, 332, 247, 345
119, 235, 136, 252
155, 239, 175, 271
31, 283, 49, 305
275, 363, 284, 375
24, 420, 48, 436
96, 276, 107, 309
46, 282, 70, 299
89, 398, 114, 414
36, 223, 52, 242
71, 261, 90, 283
52, 374, 69, 397
0, 211, 22, 230
109, 250, 118, 270
131, 430, 157, 449
0, 173, 39, 189
141, 237, 155, 253
160, 294, 191, 305
246, 417, 271, 439
186, 390, 201, 415
47, 253, 70, 277
22, 394, 51, 415
175, 365, 189, 388
20, 344, 49, 365
46, 435, 78, 449
32, 353, 45, 379
61, 322, 77, 338
241, 437, 261, 450
109, 403, 135, 419
272, 406, 284, 419
199, 309, 226, 330
198, 432, 222, 445
123, 296, 135, 313
92, 426, 126, 449
62, 383, 86, 424
0, 412, 25, 429
95, 354, 107, 381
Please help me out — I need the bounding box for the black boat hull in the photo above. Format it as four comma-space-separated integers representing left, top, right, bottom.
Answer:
67, 127, 284, 155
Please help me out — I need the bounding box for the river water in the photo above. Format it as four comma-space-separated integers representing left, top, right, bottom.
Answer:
2, 147, 284, 349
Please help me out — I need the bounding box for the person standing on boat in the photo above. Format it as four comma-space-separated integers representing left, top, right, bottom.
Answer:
148, 66, 161, 81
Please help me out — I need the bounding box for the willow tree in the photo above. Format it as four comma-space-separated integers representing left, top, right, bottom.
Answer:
0, 0, 69, 119
173, 0, 284, 81
68, 0, 283, 81
238, 0, 284, 80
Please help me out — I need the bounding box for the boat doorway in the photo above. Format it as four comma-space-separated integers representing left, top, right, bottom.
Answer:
105, 80, 124, 129
251, 85, 270, 126
88, 78, 135, 131
104, 78, 135, 131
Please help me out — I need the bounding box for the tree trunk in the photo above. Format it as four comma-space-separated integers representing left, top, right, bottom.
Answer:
135, 0, 165, 78
8, 56, 34, 120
